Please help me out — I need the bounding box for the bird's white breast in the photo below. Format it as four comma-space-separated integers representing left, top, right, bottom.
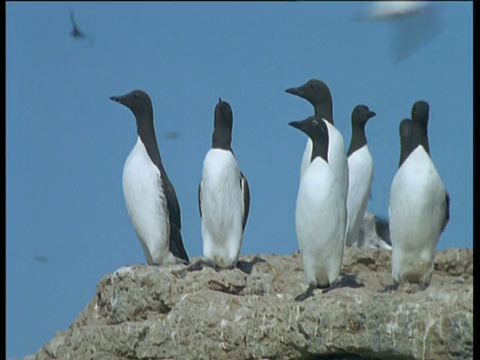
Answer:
300, 121, 349, 203
296, 157, 346, 287
201, 148, 244, 268
389, 146, 447, 283
346, 145, 374, 246
122, 137, 170, 265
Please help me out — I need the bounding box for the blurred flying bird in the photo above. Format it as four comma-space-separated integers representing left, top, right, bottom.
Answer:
69, 11, 94, 45
70, 11, 85, 38
356, 1, 428, 21
354, 2, 442, 63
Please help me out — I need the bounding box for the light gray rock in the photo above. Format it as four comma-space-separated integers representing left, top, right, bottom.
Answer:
26, 247, 473, 360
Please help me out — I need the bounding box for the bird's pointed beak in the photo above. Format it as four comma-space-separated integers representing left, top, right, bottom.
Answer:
110, 95, 123, 103
285, 86, 302, 96
368, 111, 376, 119
288, 120, 303, 130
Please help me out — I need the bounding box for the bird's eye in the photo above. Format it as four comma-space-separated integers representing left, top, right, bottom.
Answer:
312, 119, 319, 126
134, 93, 139, 99
310, 84, 315, 90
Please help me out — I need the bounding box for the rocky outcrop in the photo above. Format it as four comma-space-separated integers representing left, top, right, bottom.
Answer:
26, 247, 473, 360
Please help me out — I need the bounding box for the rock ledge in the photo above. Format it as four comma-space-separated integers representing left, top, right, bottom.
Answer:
27, 247, 473, 360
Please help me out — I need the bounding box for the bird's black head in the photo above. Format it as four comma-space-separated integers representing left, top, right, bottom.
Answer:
351, 104, 376, 126
410, 100, 431, 155
289, 115, 328, 140
214, 97, 233, 130
285, 79, 332, 107
411, 100, 429, 126
110, 89, 153, 118
289, 116, 329, 163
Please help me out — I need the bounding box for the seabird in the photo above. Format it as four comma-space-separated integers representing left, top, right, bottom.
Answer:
289, 116, 346, 301
353, 2, 442, 63
345, 105, 376, 247
188, 98, 250, 272
69, 11, 94, 45
110, 89, 189, 265
69, 11, 85, 39
388, 101, 449, 290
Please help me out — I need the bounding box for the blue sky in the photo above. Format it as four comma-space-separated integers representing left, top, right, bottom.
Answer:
6, 2, 472, 358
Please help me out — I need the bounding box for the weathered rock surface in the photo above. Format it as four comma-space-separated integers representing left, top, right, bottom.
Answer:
26, 247, 473, 360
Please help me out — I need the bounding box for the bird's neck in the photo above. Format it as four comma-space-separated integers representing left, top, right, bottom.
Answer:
136, 113, 165, 171
399, 147, 409, 168
212, 126, 233, 151
347, 123, 367, 156
399, 138, 413, 168
412, 121, 430, 155
311, 135, 329, 164
314, 103, 334, 125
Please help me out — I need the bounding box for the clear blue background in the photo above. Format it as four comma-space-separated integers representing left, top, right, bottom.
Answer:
6, 2, 472, 358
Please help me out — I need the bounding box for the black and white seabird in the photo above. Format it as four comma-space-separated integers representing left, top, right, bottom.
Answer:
189, 98, 250, 272
388, 101, 449, 290
285, 79, 349, 204
110, 89, 189, 265
345, 105, 377, 247
289, 116, 346, 301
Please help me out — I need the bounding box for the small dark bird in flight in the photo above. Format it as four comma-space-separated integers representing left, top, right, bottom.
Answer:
70, 11, 85, 39
69, 11, 94, 45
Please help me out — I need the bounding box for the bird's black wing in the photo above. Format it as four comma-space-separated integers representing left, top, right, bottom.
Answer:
198, 180, 202, 218
441, 191, 450, 234
241, 172, 250, 231
162, 176, 189, 263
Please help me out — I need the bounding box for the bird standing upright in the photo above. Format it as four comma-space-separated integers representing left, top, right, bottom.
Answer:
110, 89, 189, 265
388, 101, 449, 290
289, 116, 346, 301
193, 98, 250, 271
346, 105, 376, 247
